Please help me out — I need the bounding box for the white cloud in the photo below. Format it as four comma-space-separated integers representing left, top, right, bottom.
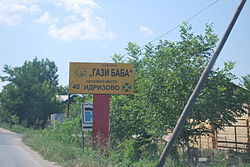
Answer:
0, 0, 115, 41
34, 11, 58, 24
55, 0, 100, 13
139, 26, 154, 36
0, 0, 41, 26
29, 5, 41, 12
46, 0, 115, 41
49, 23, 82, 41
65, 15, 78, 22
48, 15, 116, 41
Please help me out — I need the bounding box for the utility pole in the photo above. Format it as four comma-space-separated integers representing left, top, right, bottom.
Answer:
157, 0, 247, 166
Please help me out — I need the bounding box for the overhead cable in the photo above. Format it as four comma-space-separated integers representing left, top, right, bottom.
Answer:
150, 0, 220, 43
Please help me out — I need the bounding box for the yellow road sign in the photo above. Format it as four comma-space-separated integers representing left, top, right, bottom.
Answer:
69, 62, 134, 95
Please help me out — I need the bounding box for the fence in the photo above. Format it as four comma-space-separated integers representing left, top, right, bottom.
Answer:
192, 112, 250, 153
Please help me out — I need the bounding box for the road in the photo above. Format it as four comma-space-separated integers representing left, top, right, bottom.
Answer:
0, 128, 60, 167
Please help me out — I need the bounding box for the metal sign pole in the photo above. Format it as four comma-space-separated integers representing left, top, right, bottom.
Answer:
67, 93, 70, 118
82, 130, 85, 150
157, 0, 247, 166
82, 96, 85, 150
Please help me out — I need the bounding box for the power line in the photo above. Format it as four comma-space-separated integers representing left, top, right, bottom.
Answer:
106, 0, 220, 63
150, 0, 220, 43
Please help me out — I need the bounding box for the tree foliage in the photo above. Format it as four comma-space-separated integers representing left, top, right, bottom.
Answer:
242, 74, 250, 101
110, 24, 248, 148
241, 74, 250, 111
0, 58, 61, 127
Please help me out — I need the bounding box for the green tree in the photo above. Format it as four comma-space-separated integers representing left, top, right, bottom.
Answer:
0, 58, 61, 128
110, 23, 248, 156
242, 74, 250, 101
56, 85, 68, 95
241, 74, 250, 111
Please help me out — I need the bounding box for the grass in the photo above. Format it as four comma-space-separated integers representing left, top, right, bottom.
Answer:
0, 122, 32, 134
1, 122, 250, 167
21, 131, 250, 167
22, 130, 157, 167
22, 131, 113, 167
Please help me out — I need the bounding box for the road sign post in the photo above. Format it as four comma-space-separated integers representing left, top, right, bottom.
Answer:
92, 94, 110, 149
69, 62, 134, 150
81, 103, 93, 131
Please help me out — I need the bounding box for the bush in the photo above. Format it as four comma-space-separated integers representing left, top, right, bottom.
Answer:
41, 117, 82, 146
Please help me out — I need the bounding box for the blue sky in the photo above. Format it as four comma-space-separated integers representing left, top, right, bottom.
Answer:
0, 0, 249, 90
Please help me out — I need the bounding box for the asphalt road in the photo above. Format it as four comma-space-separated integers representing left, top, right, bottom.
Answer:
0, 128, 60, 167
